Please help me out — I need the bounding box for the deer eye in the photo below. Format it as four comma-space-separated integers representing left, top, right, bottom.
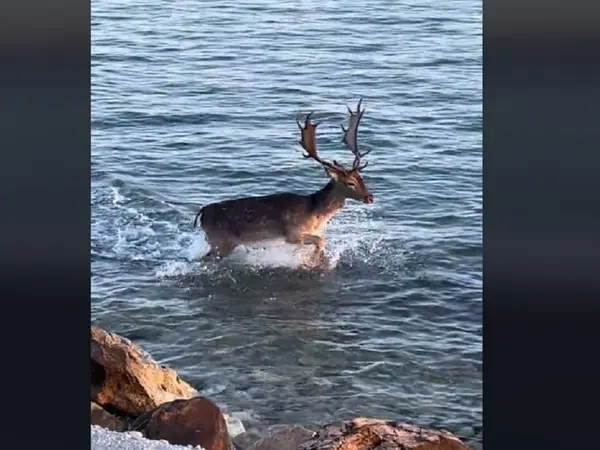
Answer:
346, 181, 357, 189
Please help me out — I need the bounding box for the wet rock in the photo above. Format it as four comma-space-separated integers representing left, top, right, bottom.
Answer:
91, 326, 197, 416
245, 424, 315, 450
132, 397, 233, 450
223, 413, 246, 438
232, 430, 262, 449
298, 418, 470, 450
91, 402, 126, 432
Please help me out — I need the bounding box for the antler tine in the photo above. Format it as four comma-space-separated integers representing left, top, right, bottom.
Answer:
353, 160, 369, 171
341, 98, 370, 171
296, 112, 303, 130
297, 111, 339, 171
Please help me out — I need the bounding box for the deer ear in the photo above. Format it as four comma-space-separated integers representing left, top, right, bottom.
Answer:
324, 166, 342, 181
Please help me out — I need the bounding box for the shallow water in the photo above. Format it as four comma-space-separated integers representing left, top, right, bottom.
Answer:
92, 0, 482, 444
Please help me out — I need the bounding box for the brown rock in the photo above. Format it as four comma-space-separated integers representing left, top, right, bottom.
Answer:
245, 424, 315, 450
132, 397, 233, 450
91, 326, 197, 416
298, 418, 470, 450
91, 402, 126, 431
232, 430, 263, 449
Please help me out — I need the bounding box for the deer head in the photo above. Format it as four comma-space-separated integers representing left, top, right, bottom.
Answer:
297, 99, 374, 204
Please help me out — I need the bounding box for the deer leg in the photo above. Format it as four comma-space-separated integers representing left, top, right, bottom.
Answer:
201, 248, 217, 261
305, 235, 325, 261
312, 247, 329, 267
285, 233, 324, 251
286, 233, 327, 267
305, 235, 330, 268
201, 241, 237, 261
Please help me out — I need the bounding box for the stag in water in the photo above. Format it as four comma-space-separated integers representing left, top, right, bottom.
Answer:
193, 99, 374, 267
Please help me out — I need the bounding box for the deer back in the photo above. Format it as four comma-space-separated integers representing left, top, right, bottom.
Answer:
199, 192, 317, 243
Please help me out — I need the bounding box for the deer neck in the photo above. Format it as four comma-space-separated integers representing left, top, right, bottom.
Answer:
309, 180, 347, 216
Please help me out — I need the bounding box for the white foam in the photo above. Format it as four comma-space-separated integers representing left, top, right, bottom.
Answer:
91, 426, 205, 450
229, 240, 313, 269
185, 234, 210, 261
111, 186, 126, 205
155, 261, 198, 279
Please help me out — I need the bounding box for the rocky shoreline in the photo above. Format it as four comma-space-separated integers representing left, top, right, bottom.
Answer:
91, 325, 473, 450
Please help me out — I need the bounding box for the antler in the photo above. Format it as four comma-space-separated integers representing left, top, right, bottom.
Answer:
341, 98, 370, 171
297, 112, 343, 172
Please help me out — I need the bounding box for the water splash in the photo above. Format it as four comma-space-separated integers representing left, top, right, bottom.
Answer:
93, 179, 393, 281
161, 212, 388, 278
110, 186, 126, 205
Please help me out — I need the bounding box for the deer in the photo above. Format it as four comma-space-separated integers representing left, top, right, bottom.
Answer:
193, 99, 374, 268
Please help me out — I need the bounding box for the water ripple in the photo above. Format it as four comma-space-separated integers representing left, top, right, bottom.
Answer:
92, 0, 481, 445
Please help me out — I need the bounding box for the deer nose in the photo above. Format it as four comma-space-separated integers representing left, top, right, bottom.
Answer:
365, 194, 374, 204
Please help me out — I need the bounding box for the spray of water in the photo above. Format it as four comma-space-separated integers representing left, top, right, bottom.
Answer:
93, 182, 395, 281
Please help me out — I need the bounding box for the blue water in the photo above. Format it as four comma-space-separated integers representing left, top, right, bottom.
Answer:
92, 0, 482, 445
